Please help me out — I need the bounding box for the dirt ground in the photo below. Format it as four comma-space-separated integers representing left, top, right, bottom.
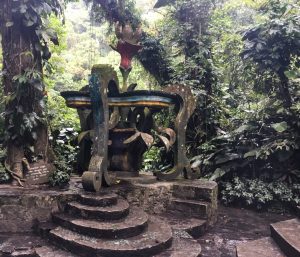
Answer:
198, 204, 295, 257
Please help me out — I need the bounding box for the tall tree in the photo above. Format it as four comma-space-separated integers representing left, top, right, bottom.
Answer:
241, 0, 300, 108
0, 0, 65, 184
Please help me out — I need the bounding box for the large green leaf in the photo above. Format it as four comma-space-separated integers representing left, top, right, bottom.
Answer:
234, 124, 256, 134
271, 122, 288, 133
209, 168, 226, 181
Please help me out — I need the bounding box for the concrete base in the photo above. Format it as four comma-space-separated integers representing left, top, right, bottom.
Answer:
114, 174, 218, 225
0, 174, 218, 233
0, 180, 80, 233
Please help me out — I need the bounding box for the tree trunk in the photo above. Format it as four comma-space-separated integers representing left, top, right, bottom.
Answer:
0, 0, 52, 184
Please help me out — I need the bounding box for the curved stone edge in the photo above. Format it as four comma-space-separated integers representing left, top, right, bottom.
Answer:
65, 199, 130, 220
52, 207, 148, 239
49, 217, 172, 257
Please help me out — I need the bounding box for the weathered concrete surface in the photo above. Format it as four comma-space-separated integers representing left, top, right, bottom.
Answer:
116, 180, 173, 214
0, 234, 77, 257
0, 233, 45, 256
158, 214, 207, 238
270, 218, 300, 257
49, 217, 173, 257
169, 199, 211, 218
1, 203, 296, 257
0, 180, 80, 233
52, 207, 148, 239
237, 237, 285, 257
114, 175, 218, 222
0, 175, 218, 233
44, 190, 174, 257
172, 180, 218, 202
198, 205, 295, 257
155, 231, 202, 257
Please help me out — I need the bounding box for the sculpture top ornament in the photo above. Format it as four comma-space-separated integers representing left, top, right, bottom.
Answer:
110, 22, 142, 91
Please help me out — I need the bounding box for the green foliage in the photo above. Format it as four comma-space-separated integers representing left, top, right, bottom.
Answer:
242, 0, 300, 72
186, 1, 300, 212
0, 0, 68, 149
84, 0, 141, 28
49, 127, 78, 186
143, 146, 172, 172
5, 74, 46, 146
138, 34, 173, 85
221, 177, 300, 210
192, 107, 300, 184
49, 170, 70, 187
241, 0, 300, 107
0, 148, 10, 183
0, 168, 10, 183
52, 127, 78, 174
1, 0, 66, 61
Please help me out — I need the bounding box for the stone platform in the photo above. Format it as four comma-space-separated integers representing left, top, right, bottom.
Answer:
0, 182, 79, 233
0, 175, 218, 256
236, 218, 300, 257
114, 174, 218, 225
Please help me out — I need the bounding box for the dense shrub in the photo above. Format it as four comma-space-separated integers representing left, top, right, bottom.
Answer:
49, 127, 78, 187
0, 148, 10, 183
221, 177, 300, 211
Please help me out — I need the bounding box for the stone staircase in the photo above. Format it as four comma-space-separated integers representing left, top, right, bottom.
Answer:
34, 188, 211, 257
1, 179, 218, 257
47, 193, 173, 257
44, 180, 216, 257
236, 207, 300, 257
168, 180, 218, 226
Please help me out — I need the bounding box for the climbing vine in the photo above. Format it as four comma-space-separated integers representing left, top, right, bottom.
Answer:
0, 0, 66, 146
0, 0, 71, 183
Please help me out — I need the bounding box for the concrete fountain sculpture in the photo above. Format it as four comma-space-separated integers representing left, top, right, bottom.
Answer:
61, 22, 200, 192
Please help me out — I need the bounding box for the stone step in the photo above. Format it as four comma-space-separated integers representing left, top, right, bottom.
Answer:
154, 237, 201, 257
78, 193, 118, 207
169, 198, 210, 219
65, 199, 129, 220
35, 246, 77, 257
172, 180, 218, 202
158, 215, 207, 238
49, 216, 172, 257
236, 237, 286, 257
2, 249, 37, 257
52, 207, 148, 239
270, 218, 300, 257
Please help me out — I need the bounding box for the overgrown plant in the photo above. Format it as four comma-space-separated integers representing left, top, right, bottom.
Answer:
221, 177, 300, 210
49, 127, 78, 186
191, 0, 300, 197
241, 0, 300, 108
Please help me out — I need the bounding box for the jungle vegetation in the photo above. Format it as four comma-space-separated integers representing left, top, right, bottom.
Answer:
0, 0, 299, 211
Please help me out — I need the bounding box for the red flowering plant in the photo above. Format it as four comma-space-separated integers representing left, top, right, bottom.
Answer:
111, 22, 142, 92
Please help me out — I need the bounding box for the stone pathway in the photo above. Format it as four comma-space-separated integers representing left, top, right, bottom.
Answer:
198, 205, 295, 257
